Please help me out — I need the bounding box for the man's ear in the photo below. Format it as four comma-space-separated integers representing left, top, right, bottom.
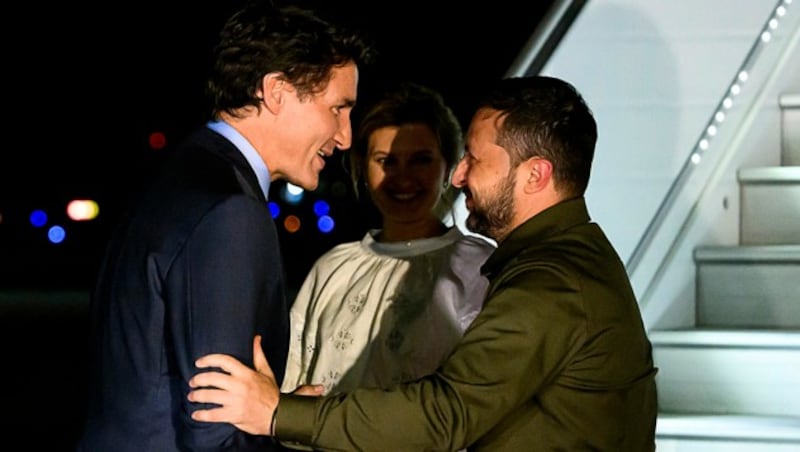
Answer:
523, 157, 553, 194
260, 73, 286, 114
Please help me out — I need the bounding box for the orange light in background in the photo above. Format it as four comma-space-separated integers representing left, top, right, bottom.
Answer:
149, 131, 167, 150
283, 215, 301, 233
67, 199, 100, 221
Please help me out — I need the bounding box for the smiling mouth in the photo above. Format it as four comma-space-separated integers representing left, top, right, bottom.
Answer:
315, 150, 330, 169
387, 192, 424, 203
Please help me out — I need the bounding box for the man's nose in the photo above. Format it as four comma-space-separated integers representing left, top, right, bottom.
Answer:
335, 117, 352, 151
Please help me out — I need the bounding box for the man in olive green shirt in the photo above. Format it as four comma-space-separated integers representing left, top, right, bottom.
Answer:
188, 75, 658, 451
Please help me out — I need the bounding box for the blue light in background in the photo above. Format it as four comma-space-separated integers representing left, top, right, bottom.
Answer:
48, 225, 66, 244
317, 215, 334, 233
30, 209, 48, 227
313, 200, 330, 217
268, 201, 280, 219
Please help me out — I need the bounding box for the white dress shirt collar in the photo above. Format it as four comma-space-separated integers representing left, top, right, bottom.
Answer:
206, 119, 271, 199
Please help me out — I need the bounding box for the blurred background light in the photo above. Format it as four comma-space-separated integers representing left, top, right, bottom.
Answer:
30, 209, 48, 227
268, 201, 281, 219
48, 225, 66, 244
67, 199, 100, 221
282, 183, 304, 205
149, 131, 167, 150
317, 215, 335, 233
284, 215, 301, 233
313, 200, 330, 217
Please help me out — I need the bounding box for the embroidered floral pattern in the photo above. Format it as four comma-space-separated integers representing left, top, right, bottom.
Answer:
333, 329, 354, 350
347, 293, 367, 314
280, 230, 493, 398
321, 370, 341, 392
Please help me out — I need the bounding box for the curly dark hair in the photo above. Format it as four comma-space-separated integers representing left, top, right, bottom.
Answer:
207, 1, 374, 118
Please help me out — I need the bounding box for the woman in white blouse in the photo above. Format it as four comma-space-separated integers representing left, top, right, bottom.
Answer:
281, 82, 495, 395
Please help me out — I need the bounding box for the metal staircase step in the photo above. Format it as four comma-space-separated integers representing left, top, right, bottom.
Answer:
656, 413, 800, 451
650, 329, 800, 417
738, 166, 800, 245
694, 245, 800, 327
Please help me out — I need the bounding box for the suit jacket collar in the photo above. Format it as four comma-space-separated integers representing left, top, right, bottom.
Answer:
189, 126, 268, 204
206, 120, 271, 199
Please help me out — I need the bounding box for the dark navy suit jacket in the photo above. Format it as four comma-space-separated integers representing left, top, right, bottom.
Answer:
78, 127, 290, 451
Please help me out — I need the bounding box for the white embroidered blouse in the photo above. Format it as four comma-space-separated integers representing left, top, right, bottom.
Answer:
281, 227, 495, 394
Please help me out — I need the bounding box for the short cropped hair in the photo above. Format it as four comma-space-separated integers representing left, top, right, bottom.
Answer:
478, 76, 597, 198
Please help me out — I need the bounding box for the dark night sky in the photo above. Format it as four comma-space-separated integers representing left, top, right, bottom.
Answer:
2, 1, 553, 291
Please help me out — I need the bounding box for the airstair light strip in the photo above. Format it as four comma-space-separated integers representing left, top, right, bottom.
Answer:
626, 0, 795, 275
690, 0, 794, 167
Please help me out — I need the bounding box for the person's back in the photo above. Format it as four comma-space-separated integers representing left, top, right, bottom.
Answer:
80, 131, 283, 451
78, 2, 373, 450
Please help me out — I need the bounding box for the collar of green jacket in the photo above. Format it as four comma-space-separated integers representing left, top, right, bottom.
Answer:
481, 196, 590, 278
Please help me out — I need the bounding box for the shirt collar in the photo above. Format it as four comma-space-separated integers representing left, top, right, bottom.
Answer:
206, 120, 271, 199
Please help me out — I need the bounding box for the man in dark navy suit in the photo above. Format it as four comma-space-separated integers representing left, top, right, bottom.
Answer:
77, 2, 373, 450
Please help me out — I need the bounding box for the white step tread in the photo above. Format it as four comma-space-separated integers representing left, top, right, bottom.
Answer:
694, 245, 800, 262
657, 414, 800, 442
738, 166, 800, 182
650, 329, 800, 349
780, 93, 800, 108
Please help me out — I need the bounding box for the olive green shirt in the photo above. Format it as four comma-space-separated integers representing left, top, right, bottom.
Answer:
277, 197, 658, 451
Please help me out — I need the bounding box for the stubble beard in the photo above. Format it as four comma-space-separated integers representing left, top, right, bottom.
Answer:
465, 171, 516, 241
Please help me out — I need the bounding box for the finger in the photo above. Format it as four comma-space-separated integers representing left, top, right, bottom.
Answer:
189, 369, 232, 389
191, 405, 231, 423
187, 387, 227, 405
292, 384, 324, 396
252, 335, 276, 380
252, 335, 266, 372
